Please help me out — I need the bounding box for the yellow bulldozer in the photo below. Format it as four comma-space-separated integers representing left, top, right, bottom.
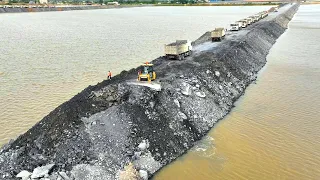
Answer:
138, 62, 156, 82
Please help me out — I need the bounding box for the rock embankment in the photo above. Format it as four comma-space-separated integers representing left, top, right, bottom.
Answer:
0, 4, 299, 180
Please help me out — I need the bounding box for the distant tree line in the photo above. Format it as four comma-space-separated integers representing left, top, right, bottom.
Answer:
3, 0, 200, 4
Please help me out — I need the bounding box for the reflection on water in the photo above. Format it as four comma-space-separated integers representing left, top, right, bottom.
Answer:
154, 5, 320, 180
0, 6, 271, 146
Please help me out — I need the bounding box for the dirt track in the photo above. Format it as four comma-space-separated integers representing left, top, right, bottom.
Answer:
0, 4, 299, 180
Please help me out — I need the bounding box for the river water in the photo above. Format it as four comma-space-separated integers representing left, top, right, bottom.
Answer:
0, 7, 272, 146
154, 4, 320, 180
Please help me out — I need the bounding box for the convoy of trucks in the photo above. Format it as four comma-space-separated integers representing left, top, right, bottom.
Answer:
163, 9, 271, 61
164, 40, 193, 60
229, 10, 270, 31
137, 6, 277, 82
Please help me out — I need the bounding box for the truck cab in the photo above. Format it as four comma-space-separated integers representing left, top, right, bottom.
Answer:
230, 23, 240, 31
238, 20, 247, 28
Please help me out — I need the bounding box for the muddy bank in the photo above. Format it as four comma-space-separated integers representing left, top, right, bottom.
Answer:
0, 4, 299, 180
0, 5, 145, 13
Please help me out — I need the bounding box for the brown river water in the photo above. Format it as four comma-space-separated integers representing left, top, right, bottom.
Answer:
154, 4, 320, 180
0, 6, 271, 146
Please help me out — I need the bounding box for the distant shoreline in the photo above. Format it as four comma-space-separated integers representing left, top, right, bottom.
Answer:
0, 5, 146, 14
0, 2, 285, 14
154, 2, 283, 6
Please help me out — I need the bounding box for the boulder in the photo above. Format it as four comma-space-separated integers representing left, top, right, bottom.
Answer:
178, 112, 188, 120
138, 140, 148, 151
139, 170, 148, 180
31, 164, 55, 179
181, 83, 192, 96
58, 172, 70, 180
195, 91, 206, 98
106, 95, 116, 102
173, 99, 180, 108
215, 71, 220, 77
16, 170, 31, 180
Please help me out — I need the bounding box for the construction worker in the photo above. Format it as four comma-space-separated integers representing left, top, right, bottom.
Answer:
107, 71, 112, 80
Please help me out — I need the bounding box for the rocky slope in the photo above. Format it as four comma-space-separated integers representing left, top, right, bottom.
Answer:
0, 4, 299, 180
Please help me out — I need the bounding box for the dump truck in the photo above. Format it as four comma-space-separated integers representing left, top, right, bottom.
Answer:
211, 28, 226, 42
249, 16, 258, 23
244, 18, 253, 25
165, 40, 192, 60
259, 11, 268, 18
238, 20, 247, 28
254, 14, 262, 21
230, 23, 240, 31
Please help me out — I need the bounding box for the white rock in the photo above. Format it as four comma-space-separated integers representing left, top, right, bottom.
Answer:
139, 170, 148, 180
178, 112, 188, 120
195, 84, 200, 88
16, 170, 31, 180
219, 85, 223, 90
31, 164, 55, 179
149, 101, 155, 109
215, 71, 220, 77
138, 141, 147, 151
195, 91, 206, 98
58, 172, 70, 180
206, 70, 211, 74
173, 99, 180, 108
181, 83, 192, 96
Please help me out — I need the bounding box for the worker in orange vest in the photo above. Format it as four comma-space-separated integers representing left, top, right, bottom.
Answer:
107, 71, 112, 80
